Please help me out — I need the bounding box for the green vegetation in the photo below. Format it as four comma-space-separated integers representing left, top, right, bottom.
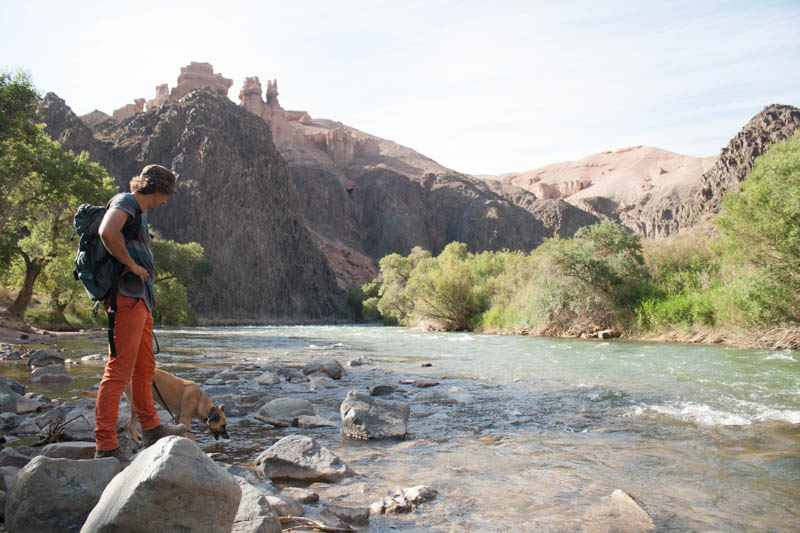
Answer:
0, 70, 211, 328
357, 133, 800, 347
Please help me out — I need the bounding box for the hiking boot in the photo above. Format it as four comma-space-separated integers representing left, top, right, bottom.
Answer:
94, 447, 130, 465
142, 423, 188, 447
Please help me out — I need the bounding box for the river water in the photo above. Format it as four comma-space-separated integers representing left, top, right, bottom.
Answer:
10, 325, 800, 531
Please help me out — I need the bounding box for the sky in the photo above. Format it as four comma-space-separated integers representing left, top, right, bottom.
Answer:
2, 0, 799, 175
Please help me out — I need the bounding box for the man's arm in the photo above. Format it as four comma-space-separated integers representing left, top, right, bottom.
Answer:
99, 209, 148, 283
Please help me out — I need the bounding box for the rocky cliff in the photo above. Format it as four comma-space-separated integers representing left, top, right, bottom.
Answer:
41, 90, 344, 319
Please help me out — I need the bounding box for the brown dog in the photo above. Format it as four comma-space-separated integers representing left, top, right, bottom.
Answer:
83, 368, 228, 443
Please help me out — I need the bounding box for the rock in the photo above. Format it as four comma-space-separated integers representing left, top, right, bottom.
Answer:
82, 436, 241, 532
260, 486, 304, 517
583, 489, 655, 532
370, 485, 438, 515
0, 446, 30, 468
303, 358, 344, 379
232, 478, 282, 533
255, 372, 281, 386
258, 398, 315, 421
308, 374, 335, 391
112, 98, 145, 121
81, 353, 105, 361
0, 412, 22, 430
320, 504, 370, 526
10, 420, 41, 436
340, 390, 410, 440
412, 379, 440, 388
369, 384, 398, 396
1, 350, 24, 360
348, 356, 373, 366
0, 465, 21, 492
26, 349, 65, 368
293, 415, 335, 429
0, 376, 25, 395
254, 435, 352, 483
29, 364, 74, 384
40, 441, 97, 460
277, 367, 308, 383
445, 386, 473, 403
5, 455, 119, 533
281, 487, 319, 504
16, 395, 46, 414
0, 392, 17, 414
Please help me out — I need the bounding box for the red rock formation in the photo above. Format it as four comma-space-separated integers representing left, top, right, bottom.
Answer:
145, 63, 232, 111
113, 98, 145, 121
146, 84, 170, 110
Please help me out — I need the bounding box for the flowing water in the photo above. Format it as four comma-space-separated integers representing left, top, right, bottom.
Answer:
7, 325, 800, 531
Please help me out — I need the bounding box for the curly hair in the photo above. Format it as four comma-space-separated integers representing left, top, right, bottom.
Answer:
129, 164, 177, 195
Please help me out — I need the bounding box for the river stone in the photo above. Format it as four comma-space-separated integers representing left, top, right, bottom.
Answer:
16, 395, 46, 414
0, 465, 21, 492
0, 376, 25, 396
320, 504, 370, 526
371, 485, 438, 515
347, 356, 373, 366
583, 489, 656, 532
29, 365, 74, 384
276, 367, 307, 383
232, 478, 282, 533
0, 392, 17, 414
234, 478, 304, 520
10, 419, 40, 436
256, 372, 281, 386
258, 398, 315, 420
254, 435, 352, 483
308, 374, 335, 391
340, 390, 410, 440
26, 349, 65, 368
81, 353, 105, 361
369, 384, 398, 396
0, 446, 30, 468
302, 358, 344, 379
82, 436, 241, 533
5, 455, 119, 533
294, 415, 335, 428
40, 441, 97, 460
1, 349, 24, 360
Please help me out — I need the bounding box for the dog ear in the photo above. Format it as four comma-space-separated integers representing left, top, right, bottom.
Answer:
220, 404, 225, 412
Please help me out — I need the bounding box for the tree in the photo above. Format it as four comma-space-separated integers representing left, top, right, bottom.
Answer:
375, 246, 430, 324
150, 236, 213, 325
2, 130, 116, 319
715, 131, 800, 324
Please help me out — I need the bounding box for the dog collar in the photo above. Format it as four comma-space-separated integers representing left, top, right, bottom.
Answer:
206, 407, 216, 422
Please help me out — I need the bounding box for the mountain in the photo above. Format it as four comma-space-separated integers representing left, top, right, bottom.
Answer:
476, 104, 800, 237
40, 91, 344, 320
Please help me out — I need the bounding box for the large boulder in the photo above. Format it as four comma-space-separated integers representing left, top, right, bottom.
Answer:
29, 365, 74, 384
0, 392, 17, 414
5, 455, 119, 533
340, 390, 410, 439
40, 442, 97, 460
0, 447, 30, 468
258, 398, 315, 421
81, 436, 241, 532
254, 435, 352, 483
0, 376, 25, 396
232, 478, 282, 533
302, 358, 344, 379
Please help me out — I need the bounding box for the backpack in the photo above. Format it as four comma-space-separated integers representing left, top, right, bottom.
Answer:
73, 201, 142, 357
73, 202, 141, 303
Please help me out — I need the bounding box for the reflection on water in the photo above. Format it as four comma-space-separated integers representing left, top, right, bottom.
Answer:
6, 325, 800, 531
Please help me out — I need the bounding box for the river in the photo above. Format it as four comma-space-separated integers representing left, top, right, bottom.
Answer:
8, 325, 800, 531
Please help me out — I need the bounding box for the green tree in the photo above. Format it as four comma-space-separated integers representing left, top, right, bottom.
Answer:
715, 131, 800, 324
150, 236, 213, 326
376, 246, 430, 324
2, 134, 117, 319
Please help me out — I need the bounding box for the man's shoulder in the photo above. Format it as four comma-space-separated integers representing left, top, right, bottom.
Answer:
108, 193, 140, 216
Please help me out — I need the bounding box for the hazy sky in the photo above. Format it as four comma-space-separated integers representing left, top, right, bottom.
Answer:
2, 0, 799, 174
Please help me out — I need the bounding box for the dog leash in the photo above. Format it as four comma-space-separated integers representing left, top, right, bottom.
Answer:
152, 381, 179, 425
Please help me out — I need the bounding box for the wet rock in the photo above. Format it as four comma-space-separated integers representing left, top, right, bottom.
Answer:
369, 384, 398, 396
80, 353, 105, 361
233, 478, 282, 533
277, 367, 307, 383
412, 379, 439, 388
282, 486, 319, 504
29, 364, 74, 384
6, 455, 119, 533
444, 386, 473, 403
255, 483, 305, 516
0, 447, 30, 468
0, 376, 25, 395
40, 441, 97, 460
256, 371, 281, 386
303, 358, 345, 379
370, 485, 438, 515
347, 356, 372, 366
293, 415, 336, 428
82, 436, 241, 532
258, 398, 316, 420
340, 390, 410, 440
26, 349, 65, 369
320, 504, 370, 526
308, 374, 335, 391
254, 434, 352, 483
0, 392, 17, 414
1, 350, 24, 360
583, 489, 655, 532
0, 465, 21, 492
16, 395, 46, 414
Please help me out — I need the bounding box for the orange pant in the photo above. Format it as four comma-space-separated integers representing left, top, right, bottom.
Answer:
94, 294, 161, 451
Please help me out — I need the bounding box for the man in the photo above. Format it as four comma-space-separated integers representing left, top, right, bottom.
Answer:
93, 164, 187, 460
